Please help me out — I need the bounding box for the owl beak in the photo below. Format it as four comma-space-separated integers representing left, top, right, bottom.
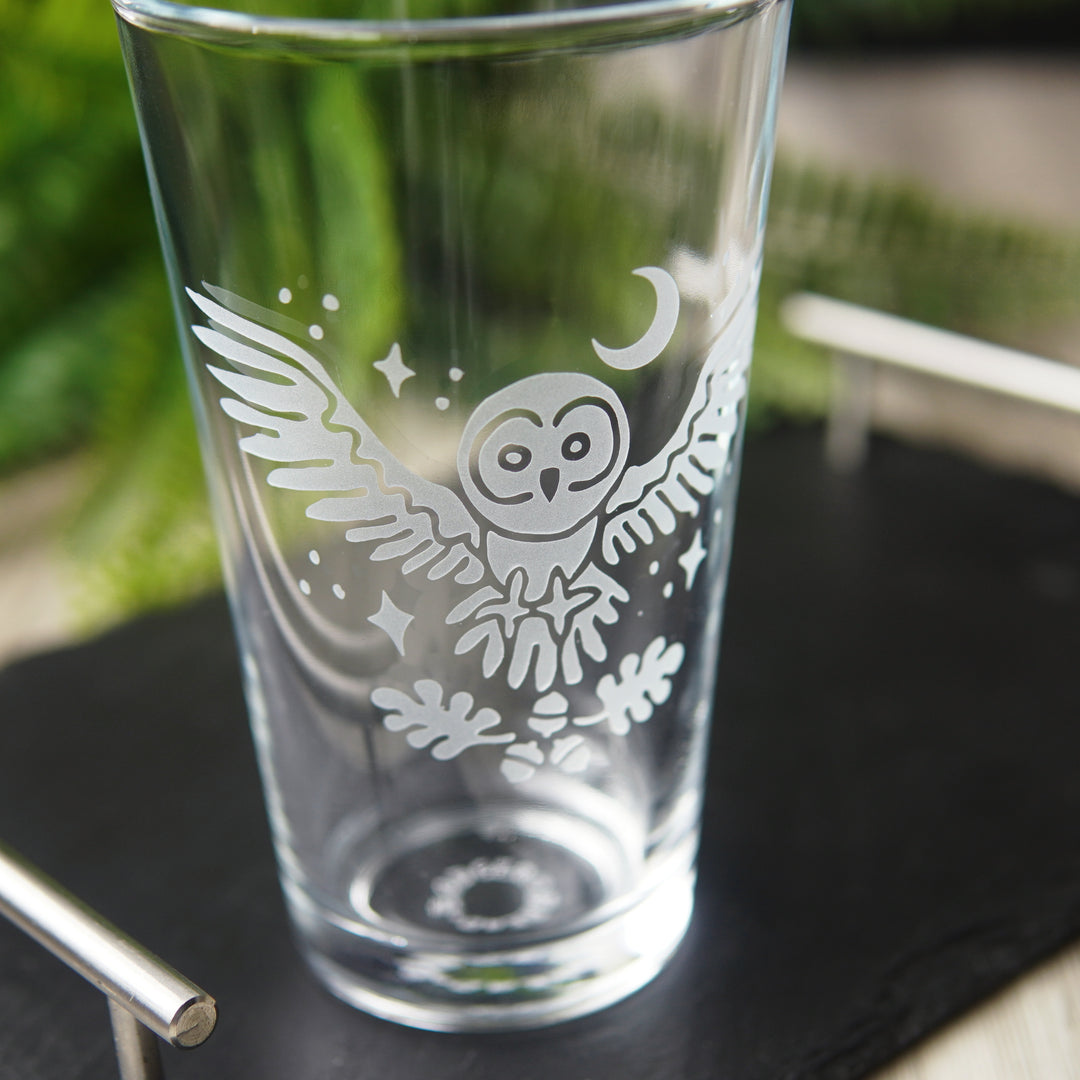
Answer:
540, 467, 560, 502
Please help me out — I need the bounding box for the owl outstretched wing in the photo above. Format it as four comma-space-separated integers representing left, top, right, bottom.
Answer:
188, 287, 485, 585
600, 298, 754, 564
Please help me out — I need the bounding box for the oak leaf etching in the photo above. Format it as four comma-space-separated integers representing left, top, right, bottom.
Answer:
573, 637, 686, 735
372, 680, 515, 760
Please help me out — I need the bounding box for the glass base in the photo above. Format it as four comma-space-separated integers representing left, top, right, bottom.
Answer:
282, 806, 696, 1031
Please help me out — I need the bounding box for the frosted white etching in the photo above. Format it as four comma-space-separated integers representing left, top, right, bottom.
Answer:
367, 590, 413, 655
425, 856, 559, 933
190, 263, 750, 779
527, 691, 570, 737
500, 741, 546, 784
591, 266, 681, 370
373, 342, 415, 396
677, 530, 707, 590
549, 734, 590, 773
573, 636, 685, 736
371, 680, 514, 759
496, 636, 682, 783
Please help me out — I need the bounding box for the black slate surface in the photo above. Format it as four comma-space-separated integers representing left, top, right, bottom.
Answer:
3, 427, 1080, 1080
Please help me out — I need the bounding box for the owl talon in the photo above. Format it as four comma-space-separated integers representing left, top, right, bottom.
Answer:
507, 618, 558, 691
454, 620, 505, 678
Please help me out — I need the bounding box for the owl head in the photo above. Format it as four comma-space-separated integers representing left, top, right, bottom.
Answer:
458, 372, 630, 538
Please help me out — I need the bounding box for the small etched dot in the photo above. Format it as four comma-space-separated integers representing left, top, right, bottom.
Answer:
662, 582, 674, 598
309, 325, 324, 340
649, 561, 659, 575
435, 397, 450, 411
299, 579, 312, 596
449, 367, 464, 382
278, 287, 292, 304
297, 275, 309, 289
322, 293, 340, 311
308, 549, 320, 565
332, 583, 346, 599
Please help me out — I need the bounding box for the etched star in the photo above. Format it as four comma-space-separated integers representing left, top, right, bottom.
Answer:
476, 570, 528, 635
677, 530, 707, 590
538, 577, 592, 635
373, 343, 415, 398
368, 590, 413, 655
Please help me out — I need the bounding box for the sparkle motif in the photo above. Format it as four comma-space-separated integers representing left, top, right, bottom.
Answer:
449, 367, 464, 382
308, 324, 324, 341
435, 397, 450, 411
476, 572, 527, 635
373, 343, 415, 398
537, 577, 591, 635
368, 590, 413, 655
677, 530, 706, 589
278, 287, 292, 304
322, 293, 340, 311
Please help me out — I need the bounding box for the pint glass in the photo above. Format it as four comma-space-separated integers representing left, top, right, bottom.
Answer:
113, 0, 790, 1030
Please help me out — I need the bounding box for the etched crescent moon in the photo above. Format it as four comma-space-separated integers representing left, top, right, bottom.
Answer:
592, 266, 680, 370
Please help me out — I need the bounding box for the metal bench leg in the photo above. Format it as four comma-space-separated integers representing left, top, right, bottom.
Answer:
109, 999, 165, 1080
826, 351, 874, 472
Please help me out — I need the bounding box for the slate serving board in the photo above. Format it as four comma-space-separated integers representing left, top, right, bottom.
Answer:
2, 427, 1079, 1080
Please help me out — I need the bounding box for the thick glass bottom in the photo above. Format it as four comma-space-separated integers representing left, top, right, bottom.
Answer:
281, 805, 696, 1031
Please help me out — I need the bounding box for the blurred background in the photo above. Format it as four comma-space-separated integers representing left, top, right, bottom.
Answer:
0, 0, 1078, 661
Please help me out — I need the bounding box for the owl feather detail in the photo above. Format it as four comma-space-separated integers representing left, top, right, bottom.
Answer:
188, 272, 750, 692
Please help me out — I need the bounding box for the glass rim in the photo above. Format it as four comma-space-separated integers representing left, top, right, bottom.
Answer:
111, 0, 774, 52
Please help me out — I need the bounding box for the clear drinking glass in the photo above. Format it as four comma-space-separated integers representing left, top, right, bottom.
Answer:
113, 0, 790, 1031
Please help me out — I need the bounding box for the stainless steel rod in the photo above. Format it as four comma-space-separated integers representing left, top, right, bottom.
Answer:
0, 840, 216, 1048
781, 291, 1080, 416
109, 998, 165, 1080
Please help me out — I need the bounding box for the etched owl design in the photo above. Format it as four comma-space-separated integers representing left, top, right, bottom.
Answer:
188, 267, 752, 692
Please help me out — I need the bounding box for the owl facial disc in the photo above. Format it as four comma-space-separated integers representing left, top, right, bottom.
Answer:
458, 372, 630, 538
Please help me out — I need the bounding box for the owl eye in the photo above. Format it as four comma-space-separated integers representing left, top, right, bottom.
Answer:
498, 444, 532, 472
561, 432, 591, 461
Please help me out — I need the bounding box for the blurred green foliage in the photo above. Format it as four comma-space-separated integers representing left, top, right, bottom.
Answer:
752, 162, 1080, 425
2, 0, 1079, 628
